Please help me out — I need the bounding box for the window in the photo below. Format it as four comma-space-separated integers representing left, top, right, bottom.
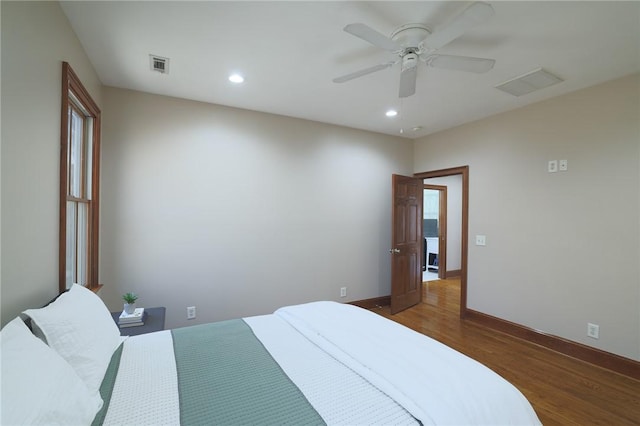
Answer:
59, 62, 101, 292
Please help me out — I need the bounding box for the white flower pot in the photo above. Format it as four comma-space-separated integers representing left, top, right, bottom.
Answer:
124, 303, 136, 314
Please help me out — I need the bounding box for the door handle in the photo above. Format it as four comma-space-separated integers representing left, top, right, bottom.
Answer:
389, 248, 400, 254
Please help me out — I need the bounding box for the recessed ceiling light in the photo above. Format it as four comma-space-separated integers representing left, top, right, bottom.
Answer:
385, 109, 398, 117
228, 73, 244, 83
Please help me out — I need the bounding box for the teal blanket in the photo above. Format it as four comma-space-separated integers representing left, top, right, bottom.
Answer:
172, 319, 324, 425
95, 320, 324, 425
92, 344, 124, 426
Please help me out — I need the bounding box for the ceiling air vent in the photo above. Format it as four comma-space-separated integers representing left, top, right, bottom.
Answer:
149, 55, 170, 74
495, 68, 563, 97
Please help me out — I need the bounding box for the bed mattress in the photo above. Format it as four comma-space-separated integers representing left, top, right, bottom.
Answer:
95, 301, 541, 425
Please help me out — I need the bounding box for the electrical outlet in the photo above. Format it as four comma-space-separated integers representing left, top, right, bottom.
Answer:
340, 287, 347, 298
475, 235, 486, 246
548, 160, 558, 173
187, 306, 196, 320
587, 323, 599, 339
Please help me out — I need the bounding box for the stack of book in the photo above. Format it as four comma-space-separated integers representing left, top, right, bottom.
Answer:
118, 308, 145, 328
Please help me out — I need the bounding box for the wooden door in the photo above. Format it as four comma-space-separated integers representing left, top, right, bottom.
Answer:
391, 174, 423, 314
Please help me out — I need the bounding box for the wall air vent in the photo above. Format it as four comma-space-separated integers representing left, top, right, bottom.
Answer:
495, 68, 563, 97
149, 55, 170, 74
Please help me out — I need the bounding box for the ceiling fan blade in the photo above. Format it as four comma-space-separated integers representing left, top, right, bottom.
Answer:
333, 61, 395, 83
344, 23, 401, 51
398, 65, 417, 98
426, 54, 495, 73
425, 2, 495, 49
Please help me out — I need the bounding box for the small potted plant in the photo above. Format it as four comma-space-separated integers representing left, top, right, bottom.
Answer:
122, 292, 138, 314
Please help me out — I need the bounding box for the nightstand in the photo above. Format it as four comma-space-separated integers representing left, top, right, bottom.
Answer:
111, 307, 166, 336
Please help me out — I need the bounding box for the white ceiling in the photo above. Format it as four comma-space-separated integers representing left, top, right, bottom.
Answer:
60, 1, 640, 139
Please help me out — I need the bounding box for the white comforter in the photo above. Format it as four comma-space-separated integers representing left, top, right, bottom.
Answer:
104, 301, 541, 425
275, 302, 541, 425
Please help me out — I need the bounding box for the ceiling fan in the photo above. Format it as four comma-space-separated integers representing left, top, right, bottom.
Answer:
333, 2, 496, 98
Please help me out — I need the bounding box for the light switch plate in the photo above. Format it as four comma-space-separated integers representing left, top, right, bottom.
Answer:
475, 235, 486, 246
559, 159, 568, 171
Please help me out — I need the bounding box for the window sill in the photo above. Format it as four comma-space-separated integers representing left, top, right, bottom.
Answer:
88, 284, 104, 294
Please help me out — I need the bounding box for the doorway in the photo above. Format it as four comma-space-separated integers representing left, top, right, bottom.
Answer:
423, 185, 447, 282
415, 166, 468, 318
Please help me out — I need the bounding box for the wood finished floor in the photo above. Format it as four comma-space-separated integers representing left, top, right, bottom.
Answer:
370, 278, 640, 425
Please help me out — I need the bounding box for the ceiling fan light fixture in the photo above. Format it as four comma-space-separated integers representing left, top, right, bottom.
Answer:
401, 53, 419, 71
495, 68, 563, 97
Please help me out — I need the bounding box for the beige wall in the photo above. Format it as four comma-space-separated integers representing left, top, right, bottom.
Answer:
100, 87, 414, 329
1, 1, 103, 325
414, 74, 640, 361
2, 1, 638, 363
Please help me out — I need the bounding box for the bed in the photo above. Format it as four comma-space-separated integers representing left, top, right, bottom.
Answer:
2, 284, 541, 425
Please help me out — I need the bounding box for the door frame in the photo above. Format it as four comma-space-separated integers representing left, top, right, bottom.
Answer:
415, 166, 469, 319
423, 184, 447, 279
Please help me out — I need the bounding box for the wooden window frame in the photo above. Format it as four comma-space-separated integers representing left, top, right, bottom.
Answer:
59, 62, 101, 292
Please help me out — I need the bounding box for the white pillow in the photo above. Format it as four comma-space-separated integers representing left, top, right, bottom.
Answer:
0, 317, 103, 425
23, 284, 122, 393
